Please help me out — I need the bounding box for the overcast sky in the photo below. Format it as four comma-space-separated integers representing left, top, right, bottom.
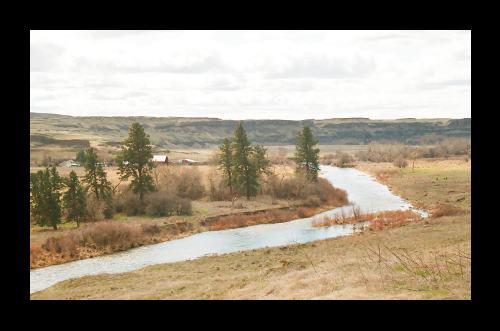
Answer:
30, 30, 471, 120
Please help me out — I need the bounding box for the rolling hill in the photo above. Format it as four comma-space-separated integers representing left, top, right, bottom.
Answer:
30, 112, 470, 150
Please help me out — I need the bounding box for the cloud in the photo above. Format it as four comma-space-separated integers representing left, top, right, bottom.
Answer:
419, 79, 471, 90
30, 43, 65, 72
268, 55, 376, 79
74, 54, 226, 74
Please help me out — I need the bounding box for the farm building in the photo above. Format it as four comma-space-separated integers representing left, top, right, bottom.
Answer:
152, 155, 169, 164
59, 160, 80, 167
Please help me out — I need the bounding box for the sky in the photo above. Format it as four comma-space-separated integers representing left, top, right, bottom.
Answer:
30, 30, 471, 120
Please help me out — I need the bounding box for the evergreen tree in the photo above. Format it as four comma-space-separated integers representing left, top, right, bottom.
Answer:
217, 137, 234, 194
82, 148, 112, 201
30, 167, 63, 230
117, 122, 155, 201
295, 126, 320, 181
232, 122, 258, 199
63, 171, 87, 227
252, 145, 271, 176
75, 149, 86, 165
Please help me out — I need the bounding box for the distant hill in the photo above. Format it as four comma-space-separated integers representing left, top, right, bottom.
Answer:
30, 113, 471, 149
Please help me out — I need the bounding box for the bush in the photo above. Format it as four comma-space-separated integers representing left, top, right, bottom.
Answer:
297, 207, 317, 218
144, 191, 192, 217
303, 195, 321, 207
432, 204, 464, 218
42, 236, 78, 256
176, 170, 205, 199
86, 195, 106, 221
207, 170, 232, 201
393, 157, 408, 168
155, 167, 206, 200
334, 152, 355, 168
118, 193, 146, 216
141, 223, 162, 235
176, 197, 192, 215
79, 221, 141, 249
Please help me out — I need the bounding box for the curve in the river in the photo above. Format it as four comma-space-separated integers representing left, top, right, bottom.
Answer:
30, 166, 426, 294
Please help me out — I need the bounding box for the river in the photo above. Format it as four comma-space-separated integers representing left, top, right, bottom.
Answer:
30, 166, 426, 294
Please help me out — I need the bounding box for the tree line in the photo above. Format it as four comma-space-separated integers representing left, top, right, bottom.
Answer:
30, 122, 321, 229
217, 123, 320, 199
30, 123, 156, 230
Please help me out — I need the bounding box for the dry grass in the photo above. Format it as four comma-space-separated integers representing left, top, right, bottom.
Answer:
206, 207, 321, 231
31, 213, 470, 300
431, 204, 465, 218
312, 208, 422, 229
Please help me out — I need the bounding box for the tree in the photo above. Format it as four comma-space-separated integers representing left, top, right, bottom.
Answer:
117, 122, 155, 201
295, 126, 320, 181
252, 145, 271, 176
232, 122, 258, 200
217, 138, 234, 195
63, 171, 87, 227
30, 167, 63, 230
82, 148, 112, 201
75, 149, 86, 165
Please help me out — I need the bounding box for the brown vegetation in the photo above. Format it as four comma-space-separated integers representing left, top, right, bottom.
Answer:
312, 209, 422, 230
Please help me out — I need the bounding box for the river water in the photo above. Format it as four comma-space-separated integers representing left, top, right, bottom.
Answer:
30, 166, 426, 294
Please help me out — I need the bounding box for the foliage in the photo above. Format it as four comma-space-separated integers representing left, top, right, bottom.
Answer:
232, 122, 259, 199
295, 126, 320, 181
116, 122, 156, 201
62, 171, 87, 227
217, 137, 234, 194
82, 148, 112, 201
30, 167, 64, 229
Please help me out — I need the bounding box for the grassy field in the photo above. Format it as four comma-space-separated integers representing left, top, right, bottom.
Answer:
31, 158, 471, 299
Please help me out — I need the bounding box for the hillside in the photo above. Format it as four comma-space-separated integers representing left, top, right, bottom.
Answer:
30, 112, 470, 149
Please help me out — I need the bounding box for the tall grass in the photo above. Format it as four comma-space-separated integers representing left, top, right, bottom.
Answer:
312, 208, 421, 229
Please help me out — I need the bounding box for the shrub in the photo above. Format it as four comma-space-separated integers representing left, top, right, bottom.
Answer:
297, 207, 317, 218
144, 191, 193, 217
334, 152, 355, 168
79, 221, 141, 249
303, 195, 321, 207
432, 204, 464, 218
207, 170, 232, 201
86, 195, 106, 221
141, 223, 162, 235
145, 191, 175, 217
119, 192, 146, 216
176, 170, 205, 199
42, 236, 78, 256
393, 157, 408, 168
30, 243, 43, 264
177, 198, 192, 215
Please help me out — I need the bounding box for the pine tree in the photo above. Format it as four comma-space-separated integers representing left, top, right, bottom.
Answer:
75, 149, 86, 165
63, 171, 87, 227
295, 126, 320, 181
30, 167, 63, 230
252, 145, 271, 176
117, 122, 155, 202
218, 137, 234, 194
82, 148, 112, 201
232, 122, 258, 199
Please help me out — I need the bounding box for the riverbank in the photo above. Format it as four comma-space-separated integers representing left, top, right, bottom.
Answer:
31, 159, 471, 299
31, 198, 346, 269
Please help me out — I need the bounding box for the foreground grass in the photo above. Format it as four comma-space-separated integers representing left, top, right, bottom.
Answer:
31, 214, 470, 300
31, 158, 471, 299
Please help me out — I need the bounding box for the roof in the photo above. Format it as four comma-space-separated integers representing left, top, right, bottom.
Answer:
181, 159, 198, 163
152, 155, 168, 162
